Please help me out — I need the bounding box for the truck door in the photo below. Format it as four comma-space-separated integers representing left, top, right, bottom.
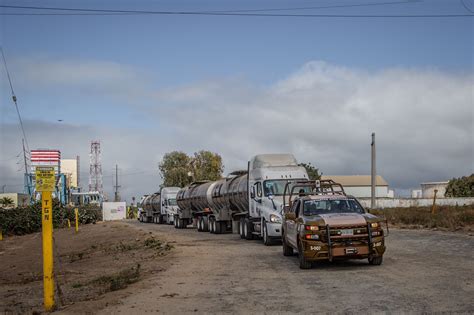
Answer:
286, 200, 300, 247
249, 181, 262, 217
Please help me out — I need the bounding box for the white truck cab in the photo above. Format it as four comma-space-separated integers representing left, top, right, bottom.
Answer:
160, 187, 180, 224
243, 154, 309, 245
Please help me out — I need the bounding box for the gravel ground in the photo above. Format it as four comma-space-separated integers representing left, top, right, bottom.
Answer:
100, 221, 474, 314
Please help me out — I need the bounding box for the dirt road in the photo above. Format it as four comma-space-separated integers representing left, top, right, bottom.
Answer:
101, 221, 474, 314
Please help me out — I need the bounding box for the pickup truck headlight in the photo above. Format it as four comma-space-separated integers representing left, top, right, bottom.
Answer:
304, 225, 319, 231
270, 214, 281, 223
371, 222, 380, 228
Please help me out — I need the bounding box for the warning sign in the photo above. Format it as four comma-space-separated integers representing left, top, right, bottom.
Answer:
36, 167, 56, 192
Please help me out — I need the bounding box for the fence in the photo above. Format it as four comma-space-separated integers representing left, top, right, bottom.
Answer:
358, 197, 474, 209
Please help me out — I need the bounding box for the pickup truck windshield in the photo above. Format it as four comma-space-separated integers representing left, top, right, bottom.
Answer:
303, 199, 364, 215
168, 198, 177, 206
263, 180, 311, 196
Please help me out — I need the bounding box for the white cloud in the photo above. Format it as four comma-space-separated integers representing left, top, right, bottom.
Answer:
1, 60, 472, 199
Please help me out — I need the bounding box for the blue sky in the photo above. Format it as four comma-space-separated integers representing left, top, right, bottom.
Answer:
1, 0, 473, 199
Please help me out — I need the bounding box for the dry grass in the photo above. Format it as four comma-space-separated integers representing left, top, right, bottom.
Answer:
372, 205, 474, 231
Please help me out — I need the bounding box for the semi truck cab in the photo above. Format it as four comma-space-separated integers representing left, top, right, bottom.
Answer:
241, 154, 309, 245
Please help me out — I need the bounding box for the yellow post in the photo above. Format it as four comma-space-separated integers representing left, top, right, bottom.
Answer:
75, 208, 79, 233
36, 166, 56, 311
0, 230, 3, 241
42, 191, 55, 311
67, 219, 71, 228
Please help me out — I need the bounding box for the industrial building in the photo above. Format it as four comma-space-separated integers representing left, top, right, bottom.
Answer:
420, 181, 449, 198
321, 175, 393, 198
61, 157, 80, 189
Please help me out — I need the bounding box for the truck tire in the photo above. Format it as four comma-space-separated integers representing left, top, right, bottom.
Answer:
202, 216, 209, 232
239, 218, 245, 239
158, 215, 163, 224
215, 221, 222, 234
298, 242, 312, 269
180, 218, 186, 229
244, 218, 253, 240
209, 218, 215, 234
282, 232, 293, 256
197, 217, 202, 232
263, 221, 274, 246
369, 256, 383, 265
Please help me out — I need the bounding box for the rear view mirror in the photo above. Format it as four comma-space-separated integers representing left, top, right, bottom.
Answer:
285, 213, 296, 220
250, 187, 256, 199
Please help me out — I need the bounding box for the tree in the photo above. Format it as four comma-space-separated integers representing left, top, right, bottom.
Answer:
159, 151, 192, 188
192, 150, 224, 182
158, 150, 224, 187
445, 174, 474, 197
299, 162, 321, 180
0, 197, 14, 208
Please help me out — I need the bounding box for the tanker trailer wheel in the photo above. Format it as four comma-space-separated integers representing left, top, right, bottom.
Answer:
263, 221, 274, 246
209, 218, 215, 234
158, 215, 164, 224
202, 216, 209, 232
215, 221, 222, 234
244, 218, 254, 240
239, 218, 245, 239
197, 217, 203, 232
175, 217, 180, 229
369, 256, 383, 266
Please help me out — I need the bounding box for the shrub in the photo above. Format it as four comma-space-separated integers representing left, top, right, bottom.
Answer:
0, 200, 102, 236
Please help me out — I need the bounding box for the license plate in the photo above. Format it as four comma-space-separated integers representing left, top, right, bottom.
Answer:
345, 248, 358, 254
340, 229, 353, 236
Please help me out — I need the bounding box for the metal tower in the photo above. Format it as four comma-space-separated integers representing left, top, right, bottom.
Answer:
88, 141, 103, 194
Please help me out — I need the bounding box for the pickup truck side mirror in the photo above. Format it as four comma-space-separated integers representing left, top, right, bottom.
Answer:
285, 213, 296, 220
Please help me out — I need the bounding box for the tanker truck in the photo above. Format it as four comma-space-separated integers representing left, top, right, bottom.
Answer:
139, 187, 180, 224
176, 154, 309, 245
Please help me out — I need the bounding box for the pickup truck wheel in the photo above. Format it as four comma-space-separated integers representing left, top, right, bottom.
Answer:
369, 256, 383, 265
298, 242, 312, 269
263, 221, 273, 246
282, 232, 294, 256
239, 218, 245, 239
244, 218, 253, 240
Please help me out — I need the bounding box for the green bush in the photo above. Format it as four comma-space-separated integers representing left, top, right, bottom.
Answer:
445, 174, 474, 197
0, 199, 102, 236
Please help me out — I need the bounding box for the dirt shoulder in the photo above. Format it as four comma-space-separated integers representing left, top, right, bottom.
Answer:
0, 220, 173, 314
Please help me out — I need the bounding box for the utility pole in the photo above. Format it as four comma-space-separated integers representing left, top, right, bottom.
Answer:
22, 139, 31, 196
371, 132, 376, 209
114, 164, 121, 202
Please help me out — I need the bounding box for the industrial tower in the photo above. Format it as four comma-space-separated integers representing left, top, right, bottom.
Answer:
88, 141, 103, 194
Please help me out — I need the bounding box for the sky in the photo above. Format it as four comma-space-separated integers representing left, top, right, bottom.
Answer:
0, 0, 473, 200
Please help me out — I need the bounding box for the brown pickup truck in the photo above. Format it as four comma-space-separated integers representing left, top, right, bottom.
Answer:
282, 180, 386, 269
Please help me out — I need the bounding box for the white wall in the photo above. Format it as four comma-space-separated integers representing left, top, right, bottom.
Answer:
102, 202, 127, 221
358, 197, 474, 209
344, 186, 389, 198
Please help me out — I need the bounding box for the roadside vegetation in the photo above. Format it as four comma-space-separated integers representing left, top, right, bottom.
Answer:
373, 205, 474, 231
445, 174, 474, 197
0, 199, 101, 236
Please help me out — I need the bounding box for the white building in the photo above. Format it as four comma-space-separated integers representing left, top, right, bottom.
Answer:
321, 175, 393, 198
61, 157, 80, 189
420, 181, 449, 198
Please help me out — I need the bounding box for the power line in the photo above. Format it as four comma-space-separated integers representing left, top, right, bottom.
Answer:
207, 0, 422, 13
461, 0, 474, 13
0, 4, 472, 18
0, 1, 423, 15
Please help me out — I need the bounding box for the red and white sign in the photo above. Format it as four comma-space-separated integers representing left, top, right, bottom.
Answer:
31, 149, 61, 174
